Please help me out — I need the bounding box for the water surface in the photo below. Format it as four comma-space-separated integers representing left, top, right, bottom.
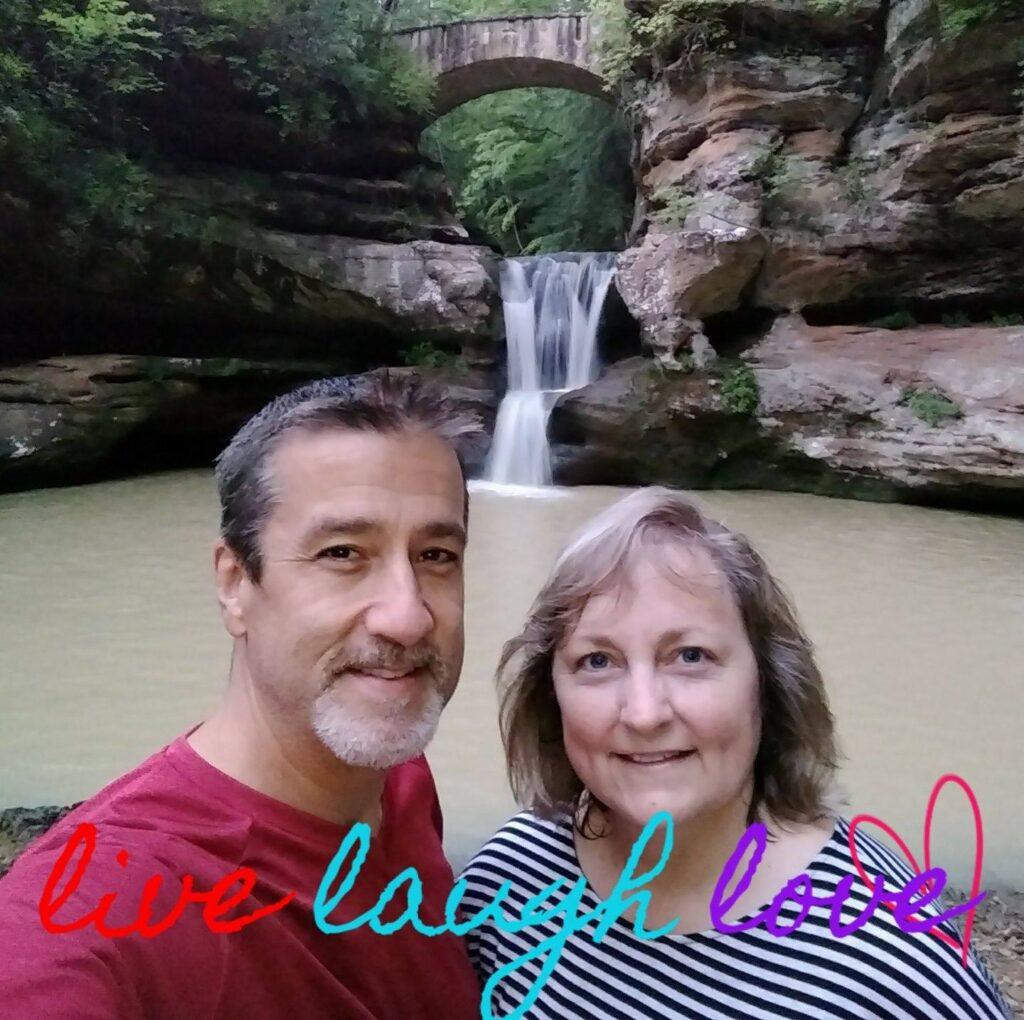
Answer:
1, 471, 1021, 885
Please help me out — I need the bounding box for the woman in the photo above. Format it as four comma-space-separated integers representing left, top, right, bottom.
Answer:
460, 488, 1010, 1020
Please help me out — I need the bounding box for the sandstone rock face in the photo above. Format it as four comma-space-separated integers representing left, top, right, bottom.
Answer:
616, 228, 765, 363
1, 206, 499, 353
625, 0, 1024, 340
637, 54, 865, 171
158, 167, 472, 247
0, 357, 496, 492
551, 320, 1024, 512
750, 316, 1024, 502
150, 232, 499, 342
253, 236, 499, 340
0, 805, 76, 879
0, 356, 343, 492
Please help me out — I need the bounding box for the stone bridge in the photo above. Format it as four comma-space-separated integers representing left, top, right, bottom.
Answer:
395, 15, 609, 119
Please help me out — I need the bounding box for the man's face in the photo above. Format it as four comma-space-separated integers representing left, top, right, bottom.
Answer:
225, 427, 467, 769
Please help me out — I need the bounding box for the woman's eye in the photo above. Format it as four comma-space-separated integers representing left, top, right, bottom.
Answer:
678, 646, 705, 664
580, 651, 611, 670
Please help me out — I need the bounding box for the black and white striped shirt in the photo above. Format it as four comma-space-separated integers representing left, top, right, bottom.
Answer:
460, 811, 1010, 1020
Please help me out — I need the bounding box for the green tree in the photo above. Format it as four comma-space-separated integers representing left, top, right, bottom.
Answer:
424, 87, 632, 253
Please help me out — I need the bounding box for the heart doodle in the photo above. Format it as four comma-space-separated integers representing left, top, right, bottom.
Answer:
847, 773, 985, 968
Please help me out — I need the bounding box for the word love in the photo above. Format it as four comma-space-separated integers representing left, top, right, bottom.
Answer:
38, 822, 295, 938
711, 772, 986, 959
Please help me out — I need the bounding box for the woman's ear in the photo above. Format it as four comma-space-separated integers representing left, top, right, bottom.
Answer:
213, 538, 248, 638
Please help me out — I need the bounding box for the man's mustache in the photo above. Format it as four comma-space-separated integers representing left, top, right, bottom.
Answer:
325, 644, 445, 683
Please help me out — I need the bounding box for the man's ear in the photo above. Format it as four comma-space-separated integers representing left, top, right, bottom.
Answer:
214, 538, 250, 638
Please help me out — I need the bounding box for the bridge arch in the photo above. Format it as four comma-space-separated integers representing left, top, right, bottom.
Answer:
395, 15, 610, 120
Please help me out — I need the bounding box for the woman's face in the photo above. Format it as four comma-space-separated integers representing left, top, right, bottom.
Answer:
552, 542, 761, 833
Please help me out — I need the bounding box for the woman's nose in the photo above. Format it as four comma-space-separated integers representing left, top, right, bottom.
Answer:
618, 669, 674, 732
362, 561, 434, 648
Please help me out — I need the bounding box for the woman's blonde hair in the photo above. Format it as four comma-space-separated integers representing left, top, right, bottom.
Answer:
497, 487, 840, 833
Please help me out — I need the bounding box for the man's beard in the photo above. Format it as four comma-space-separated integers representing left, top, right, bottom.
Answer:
311, 641, 451, 769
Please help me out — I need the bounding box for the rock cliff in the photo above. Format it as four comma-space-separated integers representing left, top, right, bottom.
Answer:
0, 34, 500, 490
552, 317, 1024, 512
572, 0, 1024, 510
3, 0, 1023, 512
619, 0, 1024, 356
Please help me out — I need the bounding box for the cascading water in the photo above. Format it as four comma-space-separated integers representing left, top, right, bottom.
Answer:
485, 253, 616, 487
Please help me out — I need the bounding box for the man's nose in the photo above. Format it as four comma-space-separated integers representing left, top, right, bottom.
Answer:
619, 668, 674, 732
362, 560, 434, 648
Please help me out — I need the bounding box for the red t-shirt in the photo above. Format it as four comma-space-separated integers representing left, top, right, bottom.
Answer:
0, 734, 482, 1019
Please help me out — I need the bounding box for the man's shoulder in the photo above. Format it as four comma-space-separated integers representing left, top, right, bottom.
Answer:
6, 736, 251, 888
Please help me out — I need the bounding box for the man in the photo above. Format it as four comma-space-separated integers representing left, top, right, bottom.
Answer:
0, 372, 483, 1018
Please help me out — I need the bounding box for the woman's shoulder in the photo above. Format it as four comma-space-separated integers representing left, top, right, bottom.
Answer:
806, 814, 963, 934
459, 809, 578, 893
815, 815, 931, 892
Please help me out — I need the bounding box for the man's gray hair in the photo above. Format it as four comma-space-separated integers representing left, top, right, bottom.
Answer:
215, 370, 481, 582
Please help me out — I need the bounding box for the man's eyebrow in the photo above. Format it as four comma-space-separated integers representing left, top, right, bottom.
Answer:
301, 517, 467, 546
304, 516, 380, 541
420, 521, 467, 546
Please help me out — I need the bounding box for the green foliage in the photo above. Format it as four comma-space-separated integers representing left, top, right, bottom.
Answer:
591, 0, 730, 91
650, 183, 695, 227
40, 0, 164, 112
804, 0, 858, 13
423, 87, 632, 255
868, 310, 918, 330
750, 142, 801, 199
901, 388, 963, 427
0, 0, 163, 249
717, 360, 759, 415
160, 0, 435, 132
990, 311, 1024, 326
836, 156, 873, 206
400, 339, 465, 370
941, 309, 972, 326
941, 309, 1024, 326
937, 0, 1018, 39
0, 0, 435, 252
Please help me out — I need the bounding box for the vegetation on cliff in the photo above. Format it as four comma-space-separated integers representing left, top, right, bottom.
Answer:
0, 0, 434, 249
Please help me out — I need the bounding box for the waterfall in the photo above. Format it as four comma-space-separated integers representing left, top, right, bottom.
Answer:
485, 253, 616, 487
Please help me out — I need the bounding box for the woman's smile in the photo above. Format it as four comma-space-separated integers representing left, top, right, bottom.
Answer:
613, 749, 696, 766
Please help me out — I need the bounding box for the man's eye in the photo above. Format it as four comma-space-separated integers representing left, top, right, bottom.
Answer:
579, 651, 610, 670
678, 646, 706, 664
320, 545, 358, 561
420, 548, 460, 565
